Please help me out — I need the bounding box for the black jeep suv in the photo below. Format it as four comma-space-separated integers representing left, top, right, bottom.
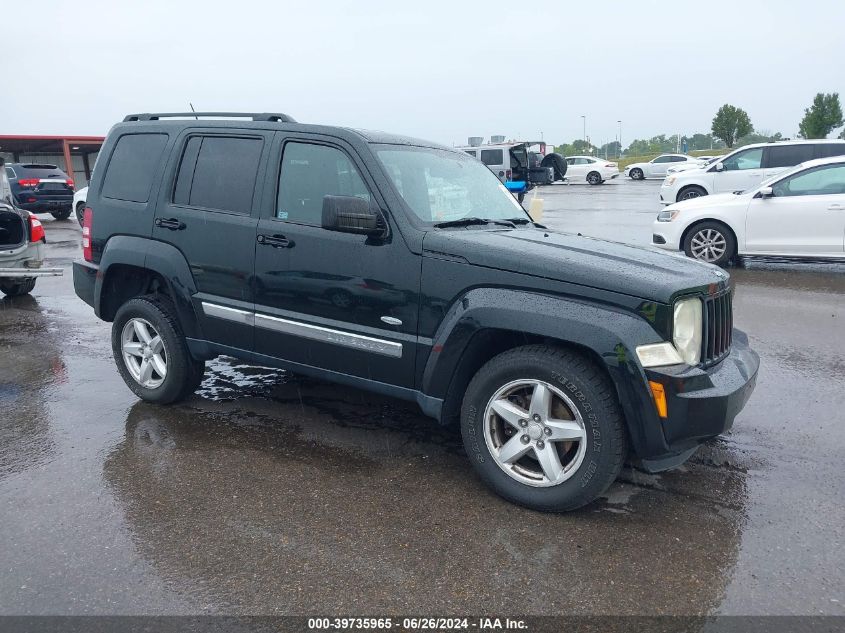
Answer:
73, 112, 759, 512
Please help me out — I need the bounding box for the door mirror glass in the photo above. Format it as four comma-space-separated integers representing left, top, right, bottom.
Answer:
757, 186, 773, 198
321, 195, 384, 236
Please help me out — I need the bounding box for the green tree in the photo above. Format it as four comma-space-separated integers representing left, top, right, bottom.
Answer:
798, 93, 844, 138
712, 104, 753, 148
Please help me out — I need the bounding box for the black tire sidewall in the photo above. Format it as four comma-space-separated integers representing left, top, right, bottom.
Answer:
76, 203, 85, 225
683, 221, 736, 266
51, 209, 71, 220
587, 172, 602, 185
461, 347, 626, 512
111, 296, 196, 404
631, 168, 643, 180
678, 186, 706, 202
0, 278, 36, 296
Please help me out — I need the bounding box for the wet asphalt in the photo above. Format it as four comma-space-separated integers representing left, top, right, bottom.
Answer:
1, 178, 843, 616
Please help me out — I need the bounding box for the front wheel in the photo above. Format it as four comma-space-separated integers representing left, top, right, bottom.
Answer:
0, 278, 36, 297
586, 171, 602, 185
629, 168, 644, 180
461, 345, 627, 512
683, 221, 736, 266
111, 295, 205, 404
677, 185, 707, 202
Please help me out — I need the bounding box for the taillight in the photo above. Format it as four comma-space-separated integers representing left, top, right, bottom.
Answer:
82, 207, 93, 261
605, 163, 617, 168
18, 178, 40, 188
29, 215, 45, 242
66, 179, 75, 190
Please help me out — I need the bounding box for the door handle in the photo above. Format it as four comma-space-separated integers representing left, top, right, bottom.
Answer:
257, 233, 294, 248
828, 204, 844, 210
155, 217, 186, 231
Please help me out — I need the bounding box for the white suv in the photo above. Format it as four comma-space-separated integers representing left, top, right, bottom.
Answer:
659, 139, 845, 205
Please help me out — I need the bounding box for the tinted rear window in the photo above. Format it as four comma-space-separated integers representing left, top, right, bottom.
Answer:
766, 144, 815, 169
173, 136, 263, 214
16, 166, 68, 178
816, 144, 845, 159
101, 133, 168, 203
480, 149, 504, 166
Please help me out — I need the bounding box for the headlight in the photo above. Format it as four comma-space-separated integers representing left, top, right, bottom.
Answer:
665, 176, 676, 186
673, 297, 702, 365
657, 209, 679, 222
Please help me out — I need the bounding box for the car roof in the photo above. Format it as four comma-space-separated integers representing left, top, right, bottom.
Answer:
734, 139, 845, 150
566, 155, 597, 159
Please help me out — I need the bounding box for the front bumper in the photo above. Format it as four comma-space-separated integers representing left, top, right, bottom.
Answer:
658, 183, 677, 205
636, 329, 759, 471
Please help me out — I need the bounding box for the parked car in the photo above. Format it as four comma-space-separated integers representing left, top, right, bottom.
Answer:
564, 156, 619, 184
625, 154, 702, 180
459, 141, 567, 199
4, 163, 75, 220
0, 159, 63, 296
652, 156, 845, 265
74, 186, 89, 224
73, 111, 758, 512
659, 139, 845, 204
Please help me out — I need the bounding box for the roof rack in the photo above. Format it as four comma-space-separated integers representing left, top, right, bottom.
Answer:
123, 112, 297, 123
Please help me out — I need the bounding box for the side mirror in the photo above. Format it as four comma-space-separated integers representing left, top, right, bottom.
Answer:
757, 186, 773, 198
714, 162, 725, 172
321, 195, 385, 236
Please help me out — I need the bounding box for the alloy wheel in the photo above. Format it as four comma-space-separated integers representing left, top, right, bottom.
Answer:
121, 318, 168, 389
483, 379, 587, 487
690, 228, 727, 262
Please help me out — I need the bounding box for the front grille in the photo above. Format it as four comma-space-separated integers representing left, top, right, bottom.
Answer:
701, 289, 732, 366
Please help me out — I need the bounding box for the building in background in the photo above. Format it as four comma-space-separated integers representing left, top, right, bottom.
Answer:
0, 135, 105, 188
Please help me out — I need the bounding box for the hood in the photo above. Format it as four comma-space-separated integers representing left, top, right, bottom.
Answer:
423, 228, 728, 304
668, 191, 749, 211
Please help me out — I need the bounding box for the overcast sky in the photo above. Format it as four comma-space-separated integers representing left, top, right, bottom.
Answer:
3, 0, 843, 147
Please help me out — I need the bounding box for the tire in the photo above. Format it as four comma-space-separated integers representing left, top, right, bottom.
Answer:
517, 192, 525, 203
586, 171, 602, 185
51, 209, 72, 220
629, 168, 644, 180
0, 278, 36, 297
677, 185, 707, 202
75, 202, 86, 225
460, 345, 628, 512
540, 153, 567, 181
111, 295, 204, 404
683, 221, 736, 266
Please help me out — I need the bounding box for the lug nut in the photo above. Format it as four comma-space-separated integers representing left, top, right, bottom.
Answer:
520, 435, 530, 444
519, 419, 527, 427
536, 440, 545, 449
532, 414, 542, 422
544, 427, 552, 436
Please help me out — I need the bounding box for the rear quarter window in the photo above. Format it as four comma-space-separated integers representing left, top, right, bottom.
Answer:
101, 133, 169, 203
480, 149, 504, 166
816, 144, 845, 159
765, 144, 815, 169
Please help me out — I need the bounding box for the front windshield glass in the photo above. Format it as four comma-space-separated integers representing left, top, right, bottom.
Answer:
375, 145, 527, 224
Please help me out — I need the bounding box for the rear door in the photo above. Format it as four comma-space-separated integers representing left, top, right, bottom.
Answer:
760, 144, 815, 180
745, 162, 845, 255
155, 129, 271, 351
252, 133, 420, 388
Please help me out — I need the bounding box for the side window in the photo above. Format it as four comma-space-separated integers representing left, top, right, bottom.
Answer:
101, 133, 168, 203
721, 147, 763, 171
652, 156, 671, 163
277, 142, 370, 224
5, 167, 15, 179
816, 144, 845, 159
765, 144, 814, 169
480, 149, 504, 166
173, 136, 263, 214
670, 156, 688, 162
464, 150, 477, 158
772, 164, 845, 197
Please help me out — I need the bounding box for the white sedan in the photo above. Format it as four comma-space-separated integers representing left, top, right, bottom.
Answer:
625, 154, 702, 180
563, 156, 619, 185
652, 156, 845, 265
73, 186, 88, 224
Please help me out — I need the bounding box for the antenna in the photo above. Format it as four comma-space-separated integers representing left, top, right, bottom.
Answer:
189, 103, 198, 120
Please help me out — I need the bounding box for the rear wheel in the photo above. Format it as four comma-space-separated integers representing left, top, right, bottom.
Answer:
586, 171, 603, 185
0, 278, 36, 297
630, 168, 644, 180
111, 295, 205, 404
75, 202, 86, 225
461, 345, 627, 512
677, 185, 707, 202
683, 221, 736, 266
51, 209, 72, 221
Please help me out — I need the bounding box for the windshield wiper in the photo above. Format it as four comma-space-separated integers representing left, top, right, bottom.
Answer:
433, 217, 516, 229
502, 217, 532, 224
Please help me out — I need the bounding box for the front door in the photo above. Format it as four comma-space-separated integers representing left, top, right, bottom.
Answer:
713, 147, 765, 194
253, 134, 421, 388
745, 162, 845, 255
649, 156, 671, 178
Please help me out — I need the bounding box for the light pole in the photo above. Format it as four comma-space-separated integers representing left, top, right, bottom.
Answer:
617, 120, 622, 158
581, 115, 586, 147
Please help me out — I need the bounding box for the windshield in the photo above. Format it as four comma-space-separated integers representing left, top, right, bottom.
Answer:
375, 145, 527, 224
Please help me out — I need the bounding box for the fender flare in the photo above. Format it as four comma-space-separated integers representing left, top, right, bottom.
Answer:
421, 287, 667, 457
94, 236, 201, 338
